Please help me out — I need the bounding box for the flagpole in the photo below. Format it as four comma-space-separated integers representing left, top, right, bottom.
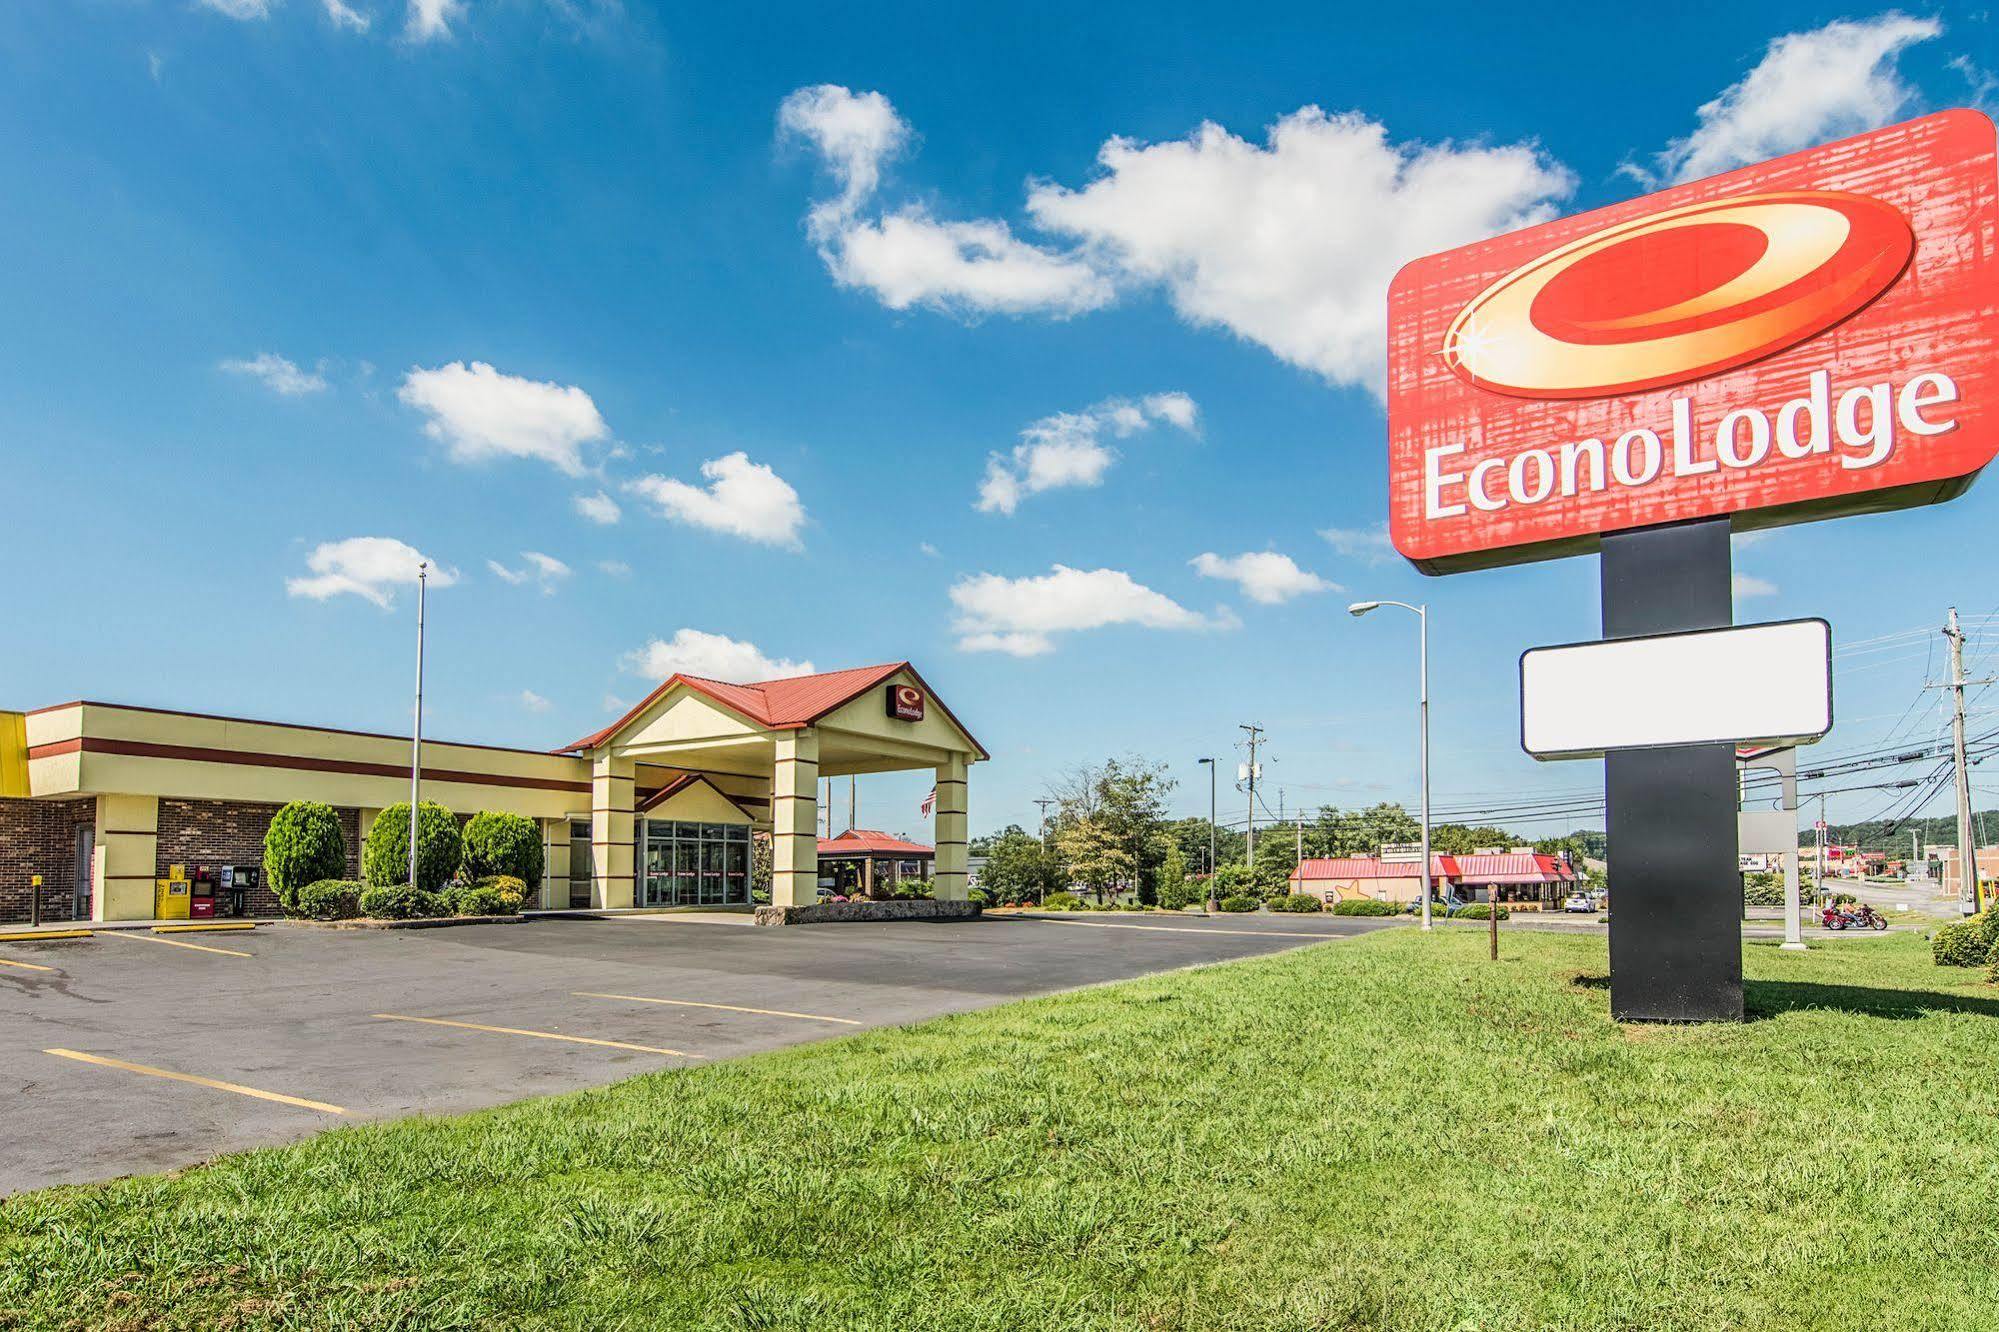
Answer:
407, 562, 427, 889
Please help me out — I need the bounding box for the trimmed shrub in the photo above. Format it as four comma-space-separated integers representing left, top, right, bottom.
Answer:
968, 888, 989, 906
1217, 894, 1260, 913
1451, 903, 1511, 920
1041, 891, 1083, 911
294, 879, 362, 921
1931, 921, 1986, 968
363, 802, 463, 893
1270, 893, 1324, 913
1332, 898, 1401, 917
1972, 910, 1999, 947
452, 876, 525, 917
358, 882, 451, 920
1986, 936, 1999, 984
263, 801, 347, 913
462, 811, 543, 888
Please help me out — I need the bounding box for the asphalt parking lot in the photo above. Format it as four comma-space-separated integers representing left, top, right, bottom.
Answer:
0, 911, 1396, 1195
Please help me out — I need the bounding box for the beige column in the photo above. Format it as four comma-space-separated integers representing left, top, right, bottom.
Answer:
771, 731, 820, 907
592, 753, 636, 909
540, 817, 569, 910
932, 754, 969, 901
93, 794, 159, 922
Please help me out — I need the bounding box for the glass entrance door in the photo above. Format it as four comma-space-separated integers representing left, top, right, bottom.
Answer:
642, 821, 751, 906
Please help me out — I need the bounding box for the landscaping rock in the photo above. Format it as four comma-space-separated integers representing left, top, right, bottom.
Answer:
753, 899, 982, 926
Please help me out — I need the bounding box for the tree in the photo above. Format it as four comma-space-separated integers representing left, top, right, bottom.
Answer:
1309, 802, 1421, 857
1164, 815, 1244, 874
980, 827, 1055, 904
1048, 757, 1174, 900
363, 801, 463, 893
1431, 823, 1522, 855
1057, 815, 1135, 903
462, 811, 544, 888
1155, 843, 1192, 910
263, 801, 347, 913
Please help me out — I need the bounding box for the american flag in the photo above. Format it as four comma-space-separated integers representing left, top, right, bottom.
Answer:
919, 787, 936, 817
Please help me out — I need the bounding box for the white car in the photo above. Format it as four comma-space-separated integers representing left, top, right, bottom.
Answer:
1562, 893, 1594, 913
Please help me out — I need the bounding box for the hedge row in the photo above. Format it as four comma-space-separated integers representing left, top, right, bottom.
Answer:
264, 801, 542, 921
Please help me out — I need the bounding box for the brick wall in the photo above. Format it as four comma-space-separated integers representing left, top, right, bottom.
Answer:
155, 800, 362, 917
0, 797, 96, 923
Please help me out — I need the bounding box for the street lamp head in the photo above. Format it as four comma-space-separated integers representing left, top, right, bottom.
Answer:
1347, 600, 1380, 617
1197, 757, 1214, 765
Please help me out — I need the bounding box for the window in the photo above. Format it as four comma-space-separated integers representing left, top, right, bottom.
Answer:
642, 819, 753, 906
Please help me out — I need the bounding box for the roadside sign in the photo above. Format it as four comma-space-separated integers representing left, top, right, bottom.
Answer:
1520, 618, 1831, 759
1387, 109, 1999, 574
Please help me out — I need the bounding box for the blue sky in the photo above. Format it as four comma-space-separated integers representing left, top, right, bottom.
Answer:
3, 2, 1997, 840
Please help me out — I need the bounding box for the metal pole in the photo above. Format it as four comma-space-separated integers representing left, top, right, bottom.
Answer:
406, 562, 427, 891
1945, 608, 1981, 914
1418, 604, 1432, 934
1240, 725, 1262, 868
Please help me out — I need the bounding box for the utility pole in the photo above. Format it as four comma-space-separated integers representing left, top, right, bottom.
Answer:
406, 562, 427, 892
849, 774, 857, 834
1032, 798, 1055, 849
1240, 724, 1263, 867
1943, 608, 1984, 913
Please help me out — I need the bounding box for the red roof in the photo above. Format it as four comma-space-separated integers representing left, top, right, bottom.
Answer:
818, 829, 934, 857
1453, 853, 1577, 884
562, 662, 987, 758
1291, 856, 1461, 881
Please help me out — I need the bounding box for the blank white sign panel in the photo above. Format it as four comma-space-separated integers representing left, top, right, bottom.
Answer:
1521, 619, 1831, 760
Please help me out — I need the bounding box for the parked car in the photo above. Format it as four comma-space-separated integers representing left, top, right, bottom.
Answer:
1562, 893, 1594, 913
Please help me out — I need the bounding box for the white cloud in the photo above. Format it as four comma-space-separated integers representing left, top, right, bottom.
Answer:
1191, 551, 1337, 604
918, 541, 940, 558
574, 491, 622, 525
1646, 14, 1942, 185
977, 393, 1198, 515
398, 361, 609, 475
519, 689, 552, 713
1733, 573, 1779, 599
197, 0, 272, 17
950, 564, 1221, 655
598, 559, 632, 577
1319, 522, 1397, 565
489, 551, 571, 594
323, 0, 370, 31
626, 452, 806, 548
622, 629, 814, 683
287, 537, 457, 608
220, 353, 327, 396
404, 0, 462, 41
780, 85, 1111, 319
1027, 108, 1571, 394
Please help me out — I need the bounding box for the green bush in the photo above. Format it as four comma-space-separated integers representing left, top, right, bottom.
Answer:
363, 801, 463, 893
1331, 897, 1400, 916
1217, 894, 1259, 913
293, 879, 362, 921
1971, 910, 1999, 947
1041, 891, 1082, 911
461, 811, 543, 889
358, 882, 451, 921
1157, 875, 1200, 912
263, 801, 347, 913
1986, 936, 1999, 984
451, 876, 525, 917
1269, 893, 1324, 913
1742, 872, 1783, 907
1931, 921, 1986, 968
1451, 903, 1511, 920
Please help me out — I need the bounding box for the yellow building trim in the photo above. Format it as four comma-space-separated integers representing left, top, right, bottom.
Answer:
0, 711, 26, 798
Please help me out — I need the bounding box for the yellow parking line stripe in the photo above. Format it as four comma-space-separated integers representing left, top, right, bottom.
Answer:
574, 992, 862, 1025
154, 922, 257, 934
0, 929, 90, 943
104, 932, 251, 958
1018, 916, 1344, 939
0, 956, 57, 972
371, 1013, 699, 1057
44, 1049, 345, 1115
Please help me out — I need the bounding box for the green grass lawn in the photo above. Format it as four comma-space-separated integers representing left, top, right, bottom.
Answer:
6, 930, 1999, 1331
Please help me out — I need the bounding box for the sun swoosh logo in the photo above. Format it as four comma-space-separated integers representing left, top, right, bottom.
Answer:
1442, 190, 1914, 399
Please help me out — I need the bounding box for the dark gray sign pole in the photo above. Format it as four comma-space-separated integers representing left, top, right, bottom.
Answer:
1600, 517, 1744, 1023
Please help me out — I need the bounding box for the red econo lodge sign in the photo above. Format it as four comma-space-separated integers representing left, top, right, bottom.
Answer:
1387, 110, 1999, 573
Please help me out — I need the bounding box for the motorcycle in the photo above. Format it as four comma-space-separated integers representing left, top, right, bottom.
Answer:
1821, 904, 1888, 931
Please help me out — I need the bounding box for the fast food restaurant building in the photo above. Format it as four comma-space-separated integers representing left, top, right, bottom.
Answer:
0, 662, 984, 923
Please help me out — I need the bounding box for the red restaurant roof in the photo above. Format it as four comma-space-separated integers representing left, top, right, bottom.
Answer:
1453, 853, 1578, 884
818, 829, 935, 857
1291, 856, 1461, 881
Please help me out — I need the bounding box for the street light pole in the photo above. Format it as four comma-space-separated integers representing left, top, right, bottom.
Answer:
1198, 757, 1218, 912
1350, 599, 1432, 932
407, 562, 428, 892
